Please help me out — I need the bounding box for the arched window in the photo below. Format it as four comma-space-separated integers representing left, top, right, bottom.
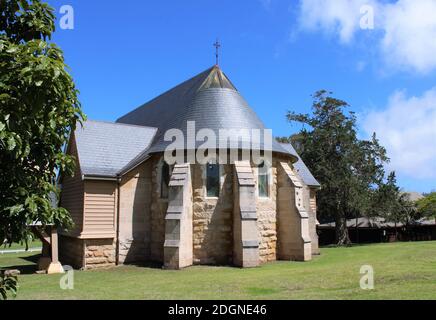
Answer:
161, 161, 170, 199
206, 163, 220, 198
258, 162, 269, 198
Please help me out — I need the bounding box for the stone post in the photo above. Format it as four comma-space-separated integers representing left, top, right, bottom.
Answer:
32, 225, 64, 274
47, 227, 64, 274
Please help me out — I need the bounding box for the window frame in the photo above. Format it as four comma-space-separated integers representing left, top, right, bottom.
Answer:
159, 160, 171, 200
257, 162, 271, 199
204, 163, 222, 199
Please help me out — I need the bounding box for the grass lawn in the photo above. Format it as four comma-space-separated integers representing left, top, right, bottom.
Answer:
1, 241, 436, 300
1, 240, 42, 251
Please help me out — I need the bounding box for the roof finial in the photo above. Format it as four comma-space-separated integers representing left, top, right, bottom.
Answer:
213, 38, 221, 66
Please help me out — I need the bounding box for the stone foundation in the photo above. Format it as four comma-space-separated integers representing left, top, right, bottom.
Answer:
59, 235, 84, 269
84, 239, 116, 270
258, 208, 277, 263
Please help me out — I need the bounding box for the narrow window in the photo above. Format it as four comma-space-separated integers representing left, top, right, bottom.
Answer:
161, 162, 170, 199
258, 162, 269, 198
206, 163, 220, 197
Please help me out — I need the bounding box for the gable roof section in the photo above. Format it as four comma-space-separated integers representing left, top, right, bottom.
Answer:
279, 143, 320, 187
116, 65, 294, 157
74, 120, 157, 178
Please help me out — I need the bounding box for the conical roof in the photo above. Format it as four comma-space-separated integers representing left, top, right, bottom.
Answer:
116, 66, 295, 157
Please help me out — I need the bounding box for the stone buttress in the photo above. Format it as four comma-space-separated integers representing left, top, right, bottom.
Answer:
277, 162, 312, 261
163, 164, 193, 269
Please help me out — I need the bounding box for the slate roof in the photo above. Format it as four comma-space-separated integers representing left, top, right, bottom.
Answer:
72, 67, 321, 181
74, 120, 157, 177
117, 66, 294, 156
279, 143, 320, 187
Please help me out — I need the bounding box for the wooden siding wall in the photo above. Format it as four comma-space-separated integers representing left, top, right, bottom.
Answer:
83, 181, 117, 238
60, 137, 84, 235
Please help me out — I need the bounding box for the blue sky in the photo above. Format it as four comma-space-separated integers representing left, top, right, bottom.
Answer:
46, 0, 435, 192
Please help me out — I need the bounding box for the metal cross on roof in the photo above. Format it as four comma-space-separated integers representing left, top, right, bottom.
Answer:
213, 39, 221, 66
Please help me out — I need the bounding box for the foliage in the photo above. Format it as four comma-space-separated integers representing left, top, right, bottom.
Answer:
369, 172, 404, 223
286, 90, 389, 244
0, 0, 85, 245
0, 271, 18, 300
416, 192, 436, 218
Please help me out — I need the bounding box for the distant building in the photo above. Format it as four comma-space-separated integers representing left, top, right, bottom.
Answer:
318, 208, 436, 246
402, 191, 425, 202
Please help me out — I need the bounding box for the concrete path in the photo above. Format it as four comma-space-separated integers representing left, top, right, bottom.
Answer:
0, 248, 42, 254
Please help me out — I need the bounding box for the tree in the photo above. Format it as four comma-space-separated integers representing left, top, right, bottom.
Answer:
287, 90, 388, 245
0, 271, 18, 300
0, 0, 85, 245
416, 192, 436, 219
370, 173, 402, 221
369, 172, 405, 239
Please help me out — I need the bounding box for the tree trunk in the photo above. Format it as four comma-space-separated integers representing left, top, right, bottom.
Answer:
335, 214, 351, 245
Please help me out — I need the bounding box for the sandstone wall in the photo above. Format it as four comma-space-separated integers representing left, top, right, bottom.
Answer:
118, 161, 153, 264
84, 239, 116, 270
192, 164, 233, 265
59, 152, 319, 270
255, 161, 278, 264
60, 237, 117, 270
150, 155, 168, 263
59, 235, 84, 269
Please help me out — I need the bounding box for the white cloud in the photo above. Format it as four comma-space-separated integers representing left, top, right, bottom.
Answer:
297, 0, 436, 74
363, 88, 436, 179
298, 0, 377, 43
381, 0, 436, 73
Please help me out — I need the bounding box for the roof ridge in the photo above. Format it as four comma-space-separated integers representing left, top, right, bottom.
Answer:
84, 119, 158, 130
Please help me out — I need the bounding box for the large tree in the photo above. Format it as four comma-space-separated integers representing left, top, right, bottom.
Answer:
416, 192, 436, 219
0, 0, 84, 246
287, 90, 388, 245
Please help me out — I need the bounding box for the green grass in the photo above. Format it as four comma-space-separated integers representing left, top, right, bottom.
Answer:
1, 241, 436, 300
1, 240, 42, 251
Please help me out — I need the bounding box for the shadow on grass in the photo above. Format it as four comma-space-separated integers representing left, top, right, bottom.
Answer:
2, 253, 40, 275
